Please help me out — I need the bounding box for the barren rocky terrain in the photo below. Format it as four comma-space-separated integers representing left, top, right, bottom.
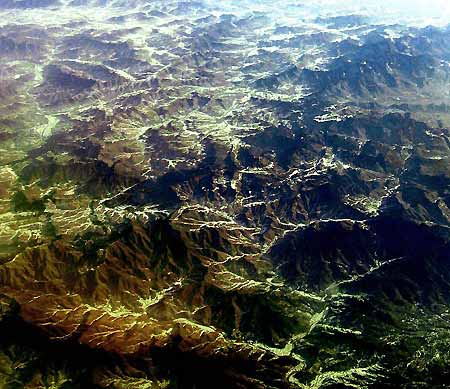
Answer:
1, 1, 450, 388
